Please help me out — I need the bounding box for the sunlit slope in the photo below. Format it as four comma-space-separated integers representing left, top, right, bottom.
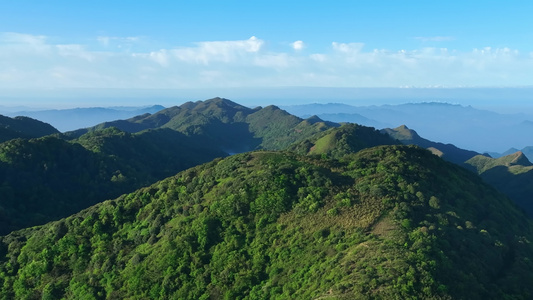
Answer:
70, 97, 336, 152
289, 123, 399, 158
1, 146, 532, 299
382, 125, 479, 165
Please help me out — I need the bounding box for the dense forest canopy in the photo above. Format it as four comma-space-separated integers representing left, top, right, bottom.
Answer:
1, 146, 532, 299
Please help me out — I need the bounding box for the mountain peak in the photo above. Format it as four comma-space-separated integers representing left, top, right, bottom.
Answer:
304, 115, 324, 124
382, 125, 420, 141
506, 151, 532, 166
397, 124, 409, 130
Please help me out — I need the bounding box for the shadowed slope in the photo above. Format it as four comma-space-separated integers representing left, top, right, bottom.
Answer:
0, 114, 59, 143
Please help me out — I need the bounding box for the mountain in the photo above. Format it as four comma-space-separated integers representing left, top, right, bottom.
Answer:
283, 102, 533, 153
0, 98, 338, 234
381, 125, 480, 165
0, 127, 227, 235
466, 151, 532, 173
68, 97, 337, 152
6, 105, 165, 132
523, 146, 533, 161
308, 112, 389, 129
0, 114, 59, 143
382, 126, 533, 216
465, 152, 533, 216
288, 123, 400, 158
493, 146, 533, 162
1, 146, 532, 299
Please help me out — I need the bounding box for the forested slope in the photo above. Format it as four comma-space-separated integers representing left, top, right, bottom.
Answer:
0, 115, 59, 143
68, 97, 336, 152
381, 125, 480, 165
0, 128, 226, 234
0, 99, 339, 234
466, 152, 533, 216
1, 146, 532, 299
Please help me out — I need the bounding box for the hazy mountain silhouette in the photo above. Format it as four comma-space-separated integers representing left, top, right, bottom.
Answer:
6, 105, 165, 132
492, 146, 533, 162
283, 102, 533, 153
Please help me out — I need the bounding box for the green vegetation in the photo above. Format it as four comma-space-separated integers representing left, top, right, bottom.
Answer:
2, 98, 533, 299
1, 146, 532, 299
0, 98, 338, 233
0, 127, 227, 234
69, 98, 335, 152
382, 125, 479, 165
289, 123, 399, 158
384, 125, 533, 218
466, 152, 533, 216
0, 115, 59, 143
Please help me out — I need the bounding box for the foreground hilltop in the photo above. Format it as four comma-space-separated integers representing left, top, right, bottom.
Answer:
1, 146, 532, 299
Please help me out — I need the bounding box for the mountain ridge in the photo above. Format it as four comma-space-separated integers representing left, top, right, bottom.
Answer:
381, 125, 480, 165
0, 114, 59, 143
6, 105, 165, 132
1, 146, 532, 299
1, 98, 533, 298
283, 102, 533, 153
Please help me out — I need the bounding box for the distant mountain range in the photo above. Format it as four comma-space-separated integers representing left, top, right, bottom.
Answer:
489, 146, 533, 162
282, 102, 533, 153
5, 105, 165, 132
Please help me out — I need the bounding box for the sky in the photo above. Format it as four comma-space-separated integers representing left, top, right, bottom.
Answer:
1, 0, 533, 108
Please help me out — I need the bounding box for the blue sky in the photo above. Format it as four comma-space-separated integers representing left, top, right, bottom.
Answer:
1, 0, 533, 105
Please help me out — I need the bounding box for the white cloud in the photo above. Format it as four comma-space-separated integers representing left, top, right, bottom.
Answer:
148, 50, 170, 67
0, 32, 51, 54
56, 44, 94, 61
292, 40, 305, 51
1, 32, 533, 89
171, 36, 264, 64
332, 42, 364, 54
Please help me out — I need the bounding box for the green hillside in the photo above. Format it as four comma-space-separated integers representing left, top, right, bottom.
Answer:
0, 127, 226, 235
0, 115, 59, 143
466, 152, 533, 216
466, 151, 532, 173
1, 146, 532, 299
0, 99, 339, 234
381, 125, 480, 165
289, 123, 399, 158
69, 98, 336, 152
